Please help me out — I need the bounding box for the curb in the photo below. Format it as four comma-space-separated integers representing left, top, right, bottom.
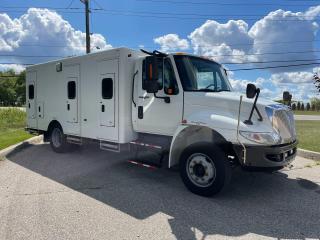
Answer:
297, 148, 320, 161
0, 135, 43, 159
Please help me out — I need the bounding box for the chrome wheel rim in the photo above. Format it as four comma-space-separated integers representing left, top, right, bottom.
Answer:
52, 128, 62, 148
186, 153, 216, 187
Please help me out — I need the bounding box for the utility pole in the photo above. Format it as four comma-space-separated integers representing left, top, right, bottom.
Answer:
80, 0, 90, 53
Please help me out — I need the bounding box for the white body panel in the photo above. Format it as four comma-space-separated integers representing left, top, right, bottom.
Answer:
26, 48, 142, 143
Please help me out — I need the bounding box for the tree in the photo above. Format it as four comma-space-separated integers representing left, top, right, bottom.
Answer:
312, 103, 316, 111
297, 101, 301, 110
291, 103, 296, 110
310, 97, 320, 111
0, 70, 26, 106
306, 102, 311, 111
314, 73, 320, 92
301, 103, 305, 111
15, 71, 26, 105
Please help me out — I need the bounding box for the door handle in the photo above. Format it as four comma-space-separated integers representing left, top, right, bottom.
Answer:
38, 106, 41, 112
101, 104, 105, 112
28, 103, 30, 108
67, 103, 70, 111
138, 106, 143, 119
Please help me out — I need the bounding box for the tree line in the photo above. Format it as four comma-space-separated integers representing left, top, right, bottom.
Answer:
291, 98, 320, 111
0, 70, 26, 106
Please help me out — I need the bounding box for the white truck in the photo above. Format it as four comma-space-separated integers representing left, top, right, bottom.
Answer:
26, 47, 297, 196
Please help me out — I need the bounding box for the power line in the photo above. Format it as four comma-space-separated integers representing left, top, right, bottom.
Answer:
2, 6, 320, 18
9, 39, 320, 50
137, 0, 320, 7
0, 54, 65, 58
66, 0, 76, 9
0, 63, 34, 65
228, 62, 320, 71
1, 49, 320, 58
1, 7, 320, 22
220, 58, 320, 65
205, 49, 320, 57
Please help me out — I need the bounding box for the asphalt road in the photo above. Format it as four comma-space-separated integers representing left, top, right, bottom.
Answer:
0, 142, 320, 240
294, 115, 320, 121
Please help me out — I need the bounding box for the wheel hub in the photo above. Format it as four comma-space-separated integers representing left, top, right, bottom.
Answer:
186, 153, 216, 187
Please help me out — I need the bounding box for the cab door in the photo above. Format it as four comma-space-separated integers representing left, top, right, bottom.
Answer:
136, 57, 183, 136
26, 71, 37, 129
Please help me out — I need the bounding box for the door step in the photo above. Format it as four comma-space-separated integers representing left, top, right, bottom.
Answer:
67, 135, 82, 145
100, 140, 120, 152
127, 160, 159, 170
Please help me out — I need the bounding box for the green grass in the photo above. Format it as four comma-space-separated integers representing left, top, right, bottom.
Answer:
294, 110, 320, 115
0, 108, 32, 150
296, 120, 320, 152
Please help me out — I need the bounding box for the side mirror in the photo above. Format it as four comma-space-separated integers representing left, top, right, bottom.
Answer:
283, 91, 292, 102
246, 83, 257, 99
144, 56, 159, 93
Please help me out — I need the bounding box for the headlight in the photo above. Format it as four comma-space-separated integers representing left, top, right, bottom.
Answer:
240, 131, 281, 145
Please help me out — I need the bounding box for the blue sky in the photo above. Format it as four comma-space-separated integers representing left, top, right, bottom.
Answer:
1, 0, 320, 101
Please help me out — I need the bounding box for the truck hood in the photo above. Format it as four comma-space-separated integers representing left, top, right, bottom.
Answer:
185, 91, 274, 112
183, 91, 275, 127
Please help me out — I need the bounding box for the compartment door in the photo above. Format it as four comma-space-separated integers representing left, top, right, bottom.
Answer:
64, 65, 79, 124
99, 74, 115, 127
26, 71, 37, 128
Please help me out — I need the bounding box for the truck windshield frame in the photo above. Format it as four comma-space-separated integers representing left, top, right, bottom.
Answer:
173, 55, 232, 92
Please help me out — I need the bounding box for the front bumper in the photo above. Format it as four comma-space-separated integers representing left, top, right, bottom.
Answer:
233, 140, 298, 168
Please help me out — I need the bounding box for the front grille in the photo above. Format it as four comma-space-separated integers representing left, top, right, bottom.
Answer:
273, 110, 296, 143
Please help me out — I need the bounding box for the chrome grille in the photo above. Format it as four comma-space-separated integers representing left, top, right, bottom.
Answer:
273, 109, 296, 143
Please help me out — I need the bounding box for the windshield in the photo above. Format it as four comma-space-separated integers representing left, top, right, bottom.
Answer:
174, 55, 232, 92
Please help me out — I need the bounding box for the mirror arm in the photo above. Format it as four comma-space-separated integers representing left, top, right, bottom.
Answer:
244, 89, 263, 125
132, 70, 138, 108
154, 93, 170, 103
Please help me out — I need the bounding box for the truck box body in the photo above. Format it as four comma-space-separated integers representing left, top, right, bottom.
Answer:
26, 48, 141, 144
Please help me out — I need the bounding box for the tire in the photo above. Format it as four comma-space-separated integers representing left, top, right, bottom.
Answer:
49, 125, 70, 153
179, 143, 231, 197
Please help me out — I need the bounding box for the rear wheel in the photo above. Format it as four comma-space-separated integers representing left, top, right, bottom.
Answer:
180, 143, 231, 197
50, 125, 70, 153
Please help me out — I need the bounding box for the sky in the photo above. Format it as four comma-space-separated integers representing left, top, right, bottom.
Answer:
1, 0, 320, 102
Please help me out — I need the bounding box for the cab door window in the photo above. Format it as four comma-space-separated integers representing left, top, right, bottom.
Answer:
164, 58, 179, 95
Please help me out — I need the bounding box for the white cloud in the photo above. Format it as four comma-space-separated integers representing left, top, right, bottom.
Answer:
271, 71, 315, 85
0, 64, 25, 73
248, 9, 319, 72
0, 8, 112, 71
154, 34, 189, 52
189, 20, 253, 63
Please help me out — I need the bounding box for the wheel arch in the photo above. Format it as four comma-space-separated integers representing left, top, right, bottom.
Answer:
44, 120, 63, 141
168, 125, 234, 168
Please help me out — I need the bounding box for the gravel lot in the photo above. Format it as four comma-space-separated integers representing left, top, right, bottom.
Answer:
0, 142, 319, 240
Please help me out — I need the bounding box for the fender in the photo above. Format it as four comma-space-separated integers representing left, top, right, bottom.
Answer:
168, 112, 241, 168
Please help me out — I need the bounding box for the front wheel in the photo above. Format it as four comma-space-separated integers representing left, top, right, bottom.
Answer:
179, 143, 231, 197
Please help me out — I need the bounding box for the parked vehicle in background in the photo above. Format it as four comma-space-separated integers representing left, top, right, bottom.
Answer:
26, 48, 297, 196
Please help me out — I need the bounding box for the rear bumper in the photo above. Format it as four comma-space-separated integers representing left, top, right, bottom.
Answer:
233, 140, 298, 168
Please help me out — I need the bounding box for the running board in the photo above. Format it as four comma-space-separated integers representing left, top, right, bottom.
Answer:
67, 136, 82, 145
130, 141, 162, 150
100, 141, 120, 152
